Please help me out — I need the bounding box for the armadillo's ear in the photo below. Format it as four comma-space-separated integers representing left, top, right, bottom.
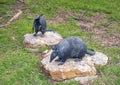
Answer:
51, 45, 56, 50
35, 15, 40, 20
40, 14, 43, 16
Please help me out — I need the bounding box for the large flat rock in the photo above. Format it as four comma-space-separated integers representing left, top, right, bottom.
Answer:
23, 32, 63, 49
41, 50, 108, 81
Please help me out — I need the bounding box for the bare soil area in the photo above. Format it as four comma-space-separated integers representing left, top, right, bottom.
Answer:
47, 10, 120, 48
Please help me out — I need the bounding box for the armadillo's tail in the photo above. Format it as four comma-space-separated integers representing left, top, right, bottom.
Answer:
86, 49, 95, 56
46, 29, 55, 33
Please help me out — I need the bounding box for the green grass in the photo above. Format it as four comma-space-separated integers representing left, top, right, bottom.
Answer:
0, 0, 15, 15
24, 0, 120, 20
0, 0, 120, 85
0, 0, 16, 25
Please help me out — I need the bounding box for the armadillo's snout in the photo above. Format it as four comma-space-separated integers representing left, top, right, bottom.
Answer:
49, 52, 57, 63
49, 56, 53, 62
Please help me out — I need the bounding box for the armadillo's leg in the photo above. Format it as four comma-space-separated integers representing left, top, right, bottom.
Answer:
55, 57, 62, 62
74, 53, 85, 62
74, 58, 82, 62
41, 28, 45, 35
58, 57, 66, 65
33, 33, 37, 36
33, 28, 38, 36
38, 25, 41, 30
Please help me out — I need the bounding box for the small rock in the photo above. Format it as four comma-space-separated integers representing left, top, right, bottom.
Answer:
64, 75, 98, 84
74, 75, 98, 84
23, 32, 63, 49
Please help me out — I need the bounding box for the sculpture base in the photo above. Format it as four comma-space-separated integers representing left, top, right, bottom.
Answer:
41, 50, 108, 81
23, 32, 63, 49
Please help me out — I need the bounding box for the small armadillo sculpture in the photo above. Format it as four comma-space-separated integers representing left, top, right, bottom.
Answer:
49, 36, 95, 65
32, 14, 54, 36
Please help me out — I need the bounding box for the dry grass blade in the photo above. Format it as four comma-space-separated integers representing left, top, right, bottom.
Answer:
0, 9, 22, 28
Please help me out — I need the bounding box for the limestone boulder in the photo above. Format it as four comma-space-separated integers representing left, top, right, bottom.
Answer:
23, 32, 63, 49
91, 52, 108, 66
41, 50, 108, 81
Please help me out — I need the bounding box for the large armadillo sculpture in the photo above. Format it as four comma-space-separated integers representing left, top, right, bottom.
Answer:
49, 36, 95, 65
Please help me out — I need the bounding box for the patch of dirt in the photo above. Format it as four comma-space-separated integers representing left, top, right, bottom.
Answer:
116, 62, 120, 66
47, 10, 120, 48
93, 28, 120, 47
75, 13, 120, 47
8, 0, 24, 14
46, 9, 72, 25
0, 0, 24, 26
75, 13, 106, 29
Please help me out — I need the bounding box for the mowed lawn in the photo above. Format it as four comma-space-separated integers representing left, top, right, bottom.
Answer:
0, 0, 120, 85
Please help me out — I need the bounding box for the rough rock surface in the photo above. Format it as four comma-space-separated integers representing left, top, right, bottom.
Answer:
91, 52, 108, 66
65, 75, 98, 84
41, 50, 108, 81
23, 32, 63, 49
